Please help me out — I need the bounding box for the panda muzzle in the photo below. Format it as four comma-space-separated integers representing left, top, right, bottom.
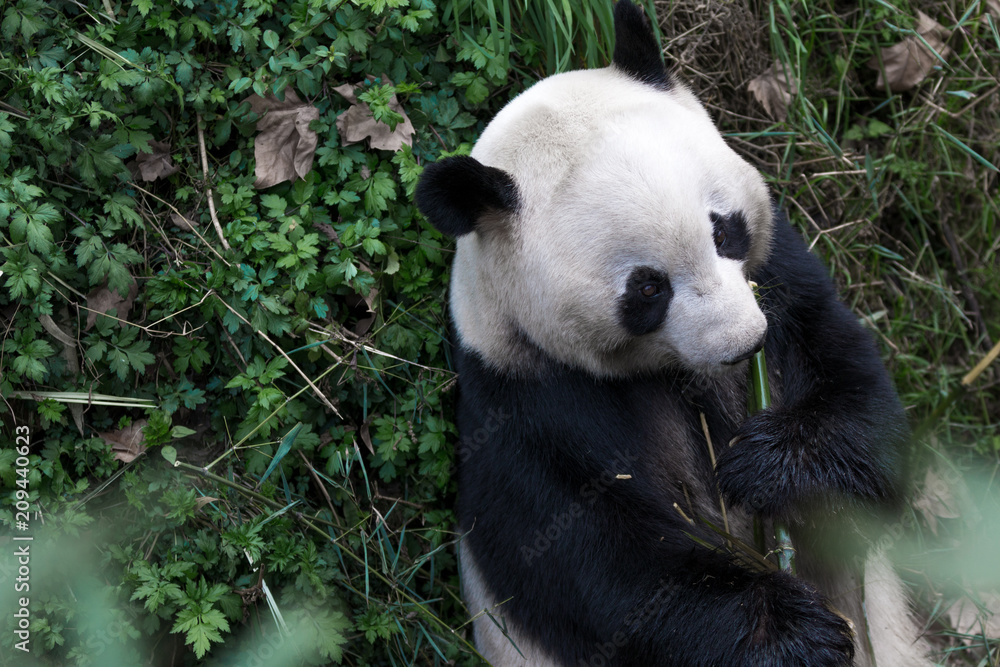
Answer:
723, 335, 765, 365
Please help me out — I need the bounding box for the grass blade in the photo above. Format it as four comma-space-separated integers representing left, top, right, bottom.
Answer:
259, 422, 303, 485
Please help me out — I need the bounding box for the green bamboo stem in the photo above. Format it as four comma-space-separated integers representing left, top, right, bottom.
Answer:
748, 288, 795, 574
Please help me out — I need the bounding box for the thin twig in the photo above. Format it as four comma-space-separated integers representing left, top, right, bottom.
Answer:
297, 450, 343, 528
196, 113, 231, 251
700, 412, 730, 536
373, 492, 424, 509
132, 182, 230, 266
672, 502, 695, 525
428, 124, 448, 150
962, 338, 1000, 387
214, 295, 342, 417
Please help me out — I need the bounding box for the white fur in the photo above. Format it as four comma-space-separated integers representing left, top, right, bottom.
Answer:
864, 548, 936, 666
460, 542, 560, 666
452, 66, 772, 377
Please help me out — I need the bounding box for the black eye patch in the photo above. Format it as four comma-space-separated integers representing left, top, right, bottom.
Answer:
617, 267, 671, 336
710, 211, 751, 261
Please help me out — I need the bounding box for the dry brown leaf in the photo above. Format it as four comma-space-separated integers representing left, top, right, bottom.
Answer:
333, 77, 415, 152
248, 89, 320, 188
358, 421, 374, 455
345, 287, 378, 336
946, 592, 1000, 643
195, 496, 220, 510
85, 278, 138, 330
868, 12, 952, 92
987, 0, 1000, 20
912, 467, 962, 535
128, 140, 179, 182
39, 314, 77, 358
101, 419, 148, 463
170, 211, 199, 231
747, 61, 797, 121
313, 222, 340, 244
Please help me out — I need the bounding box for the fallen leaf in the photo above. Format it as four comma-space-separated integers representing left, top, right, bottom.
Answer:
345, 287, 378, 336
912, 467, 962, 535
128, 140, 179, 182
85, 278, 138, 330
868, 12, 952, 92
248, 89, 320, 188
170, 211, 199, 231
195, 496, 220, 510
313, 222, 340, 244
987, 0, 1000, 20
333, 77, 415, 152
100, 419, 148, 463
358, 421, 374, 455
748, 61, 797, 121
946, 592, 1000, 643
39, 314, 84, 434
39, 314, 77, 365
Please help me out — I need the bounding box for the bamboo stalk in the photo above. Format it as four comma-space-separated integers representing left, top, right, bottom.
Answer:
748, 284, 795, 573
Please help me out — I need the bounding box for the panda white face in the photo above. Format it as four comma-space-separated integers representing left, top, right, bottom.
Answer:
422, 66, 773, 379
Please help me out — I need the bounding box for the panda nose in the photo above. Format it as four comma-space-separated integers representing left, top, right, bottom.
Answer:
723, 335, 765, 365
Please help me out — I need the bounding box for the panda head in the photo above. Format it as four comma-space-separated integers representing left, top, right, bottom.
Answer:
417, 0, 772, 379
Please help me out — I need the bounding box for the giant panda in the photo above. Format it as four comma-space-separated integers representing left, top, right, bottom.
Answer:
415, 2, 933, 665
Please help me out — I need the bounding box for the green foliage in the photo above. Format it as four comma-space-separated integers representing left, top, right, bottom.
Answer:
0, 0, 563, 663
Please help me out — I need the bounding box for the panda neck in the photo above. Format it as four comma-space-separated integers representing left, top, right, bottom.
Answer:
458, 327, 563, 380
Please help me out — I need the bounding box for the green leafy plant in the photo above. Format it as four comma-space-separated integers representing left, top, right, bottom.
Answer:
0, 0, 574, 662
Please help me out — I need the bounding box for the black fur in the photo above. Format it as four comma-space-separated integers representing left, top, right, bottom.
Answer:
714, 217, 905, 519
452, 209, 906, 666
617, 266, 672, 335
612, 1, 672, 89
414, 155, 519, 237
711, 210, 751, 261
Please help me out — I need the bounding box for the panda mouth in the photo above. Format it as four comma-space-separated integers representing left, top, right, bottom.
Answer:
721, 337, 765, 365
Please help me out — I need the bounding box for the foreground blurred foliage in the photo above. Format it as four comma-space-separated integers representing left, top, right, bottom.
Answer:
0, 0, 997, 664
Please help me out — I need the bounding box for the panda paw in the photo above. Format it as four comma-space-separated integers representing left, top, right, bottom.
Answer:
736, 571, 856, 667
714, 408, 828, 516
716, 406, 896, 518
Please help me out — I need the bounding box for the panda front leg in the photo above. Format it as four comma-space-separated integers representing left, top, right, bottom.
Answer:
607, 545, 857, 667
714, 214, 907, 519
465, 520, 858, 666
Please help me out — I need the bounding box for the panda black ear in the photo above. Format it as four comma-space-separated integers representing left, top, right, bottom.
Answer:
612, 1, 671, 89
415, 156, 519, 237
